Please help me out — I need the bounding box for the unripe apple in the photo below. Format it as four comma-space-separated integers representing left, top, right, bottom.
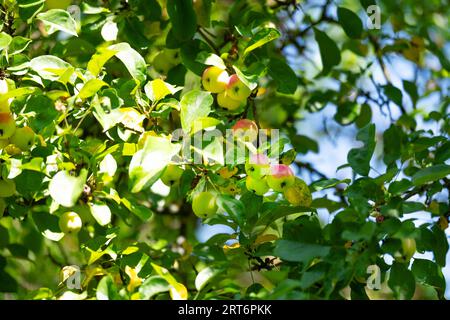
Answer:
394, 238, 416, 263
217, 91, 245, 111
0, 179, 16, 197
192, 191, 218, 219
246, 176, 269, 196
164, 49, 182, 65
59, 211, 83, 234
152, 52, 174, 74
202, 66, 229, 93
283, 177, 312, 206
160, 165, 184, 186
266, 164, 295, 192
232, 119, 258, 142
226, 74, 251, 101
220, 180, 240, 196
0, 113, 16, 139
245, 153, 270, 179
10, 126, 35, 151
0, 139, 9, 149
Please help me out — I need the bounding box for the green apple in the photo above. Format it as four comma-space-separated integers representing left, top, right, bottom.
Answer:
10, 126, 35, 151
0, 139, 9, 149
153, 52, 174, 74
202, 66, 229, 93
59, 211, 83, 234
192, 191, 218, 219
394, 238, 416, 263
45, 0, 72, 10
0, 113, 16, 139
232, 119, 258, 142
283, 177, 312, 206
161, 164, 184, 186
217, 91, 245, 111
0, 197, 6, 217
226, 74, 251, 101
220, 180, 240, 196
0, 179, 16, 197
164, 49, 182, 65
266, 164, 295, 192
245, 153, 270, 178
246, 176, 269, 196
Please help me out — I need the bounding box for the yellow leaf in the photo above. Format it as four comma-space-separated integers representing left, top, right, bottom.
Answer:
125, 266, 143, 292
254, 234, 278, 246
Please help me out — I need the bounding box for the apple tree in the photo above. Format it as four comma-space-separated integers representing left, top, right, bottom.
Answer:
0, 0, 449, 300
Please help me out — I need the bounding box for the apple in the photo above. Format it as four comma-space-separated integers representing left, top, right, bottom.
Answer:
164, 49, 182, 66
232, 119, 258, 142
266, 164, 295, 192
10, 126, 35, 151
0, 179, 16, 197
220, 180, 240, 196
226, 74, 251, 101
202, 66, 229, 93
394, 238, 416, 263
0, 197, 6, 217
0, 139, 9, 149
283, 177, 312, 206
192, 191, 218, 219
218, 166, 238, 179
45, 0, 72, 10
0, 79, 10, 112
4, 144, 21, 155
59, 211, 83, 234
0, 113, 16, 139
152, 52, 174, 74
217, 91, 245, 111
245, 153, 270, 179
160, 164, 184, 186
246, 176, 269, 196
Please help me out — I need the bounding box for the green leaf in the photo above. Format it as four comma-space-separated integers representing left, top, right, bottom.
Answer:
96, 275, 121, 300
0, 32, 12, 51
216, 195, 244, 226
274, 240, 331, 264
195, 267, 222, 291
78, 79, 108, 99
310, 178, 350, 192
87, 47, 118, 77
108, 43, 147, 83
403, 80, 418, 107
243, 28, 280, 58
195, 52, 226, 69
337, 7, 363, 39
267, 58, 298, 94
383, 125, 404, 165
32, 211, 64, 242
121, 198, 153, 221
144, 79, 181, 102
166, 0, 197, 42
355, 103, 372, 128
411, 259, 445, 289
17, 0, 45, 22
129, 136, 181, 193
89, 202, 112, 226
411, 164, 450, 186
313, 28, 341, 75
139, 276, 170, 299
388, 263, 416, 300
8, 36, 32, 55
180, 90, 213, 133
37, 9, 78, 37
191, 116, 221, 134
29, 55, 73, 81
383, 84, 403, 108
49, 169, 88, 207
347, 124, 376, 176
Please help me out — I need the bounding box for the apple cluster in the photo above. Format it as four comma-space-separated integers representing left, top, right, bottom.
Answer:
202, 66, 251, 111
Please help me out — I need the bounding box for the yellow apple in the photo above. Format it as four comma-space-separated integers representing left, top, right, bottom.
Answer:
226, 74, 251, 101
0, 113, 16, 139
10, 126, 35, 151
202, 66, 229, 93
59, 211, 82, 234
192, 191, 218, 219
217, 91, 245, 111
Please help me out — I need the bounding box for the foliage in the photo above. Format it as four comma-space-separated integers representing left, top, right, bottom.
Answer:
0, 0, 449, 300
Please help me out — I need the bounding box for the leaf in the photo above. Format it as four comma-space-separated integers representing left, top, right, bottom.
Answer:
139, 276, 170, 299
383, 125, 404, 165
274, 240, 331, 264
37, 9, 78, 37
355, 104, 372, 128
191, 116, 221, 134
0, 32, 12, 51
388, 263, 416, 300
310, 178, 350, 192
78, 79, 108, 99
96, 275, 120, 300
89, 202, 112, 226
166, 0, 197, 42
129, 136, 181, 193
144, 79, 181, 102
411, 164, 450, 186
8, 36, 32, 55
195, 267, 222, 291
313, 28, 341, 75
29, 55, 73, 81
347, 123, 376, 176
87, 47, 118, 77
49, 170, 88, 207
17, 0, 45, 23
195, 52, 226, 69
180, 90, 213, 133
216, 195, 245, 226
32, 211, 64, 242
383, 84, 403, 107
411, 259, 445, 289
267, 58, 298, 94
244, 28, 280, 58
108, 43, 147, 83
151, 263, 188, 300
403, 80, 418, 107
337, 7, 363, 39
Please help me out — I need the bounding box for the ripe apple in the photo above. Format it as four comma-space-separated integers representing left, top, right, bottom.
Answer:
160, 165, 184, 186
192, 191, 218, 219
246, 176, 269, 196
202, 66, 229, 93
10, 126, 35, 151
217, 91, 245, 111
232, 119, 258, 142
59, 211, 83, 234
266, 164, 295, 192
283, 177, 312, 206
226, 74, 251, 101
0, 179, 16, 197
245, 153, 270, 179
0, 113, 15, 139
